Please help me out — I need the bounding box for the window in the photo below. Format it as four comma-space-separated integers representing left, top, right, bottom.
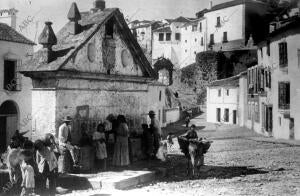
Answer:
279, 42, 288, 67
3, 60, 20, 91
278, 82, 290, 110
255, 103, 260, 122
185, 40, 187, 43
279, 117, 281, 126
192, 25, 197, 32
199, 22, 202, 32
195, 38, 197, 42
224, 109, 229, 122
201, 37, 204, 46
226, 89, 229, 96
216, 16, 221, 27
265, 69, 271, 89
166, 33, 171, 41
159, 91, 162, 101
223, 32, 228, 43
218, 89, 221, 97
194, 51, 196, 55
210, 34, 214, 45
175, 33, 181, 41
248, 103, 251, 120
260, 48, 263, 58
159, 33, 164, 41
267, 41, 270, 56
105, 18, 114, 38
185, 49, 187, 53
298, 49, 300, 68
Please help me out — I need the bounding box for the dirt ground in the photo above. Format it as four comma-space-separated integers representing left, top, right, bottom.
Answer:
63, 113, 300, 196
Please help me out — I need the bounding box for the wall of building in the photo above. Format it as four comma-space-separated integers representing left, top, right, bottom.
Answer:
238, 75, 247, 127
207, 86, 238, 124
63, 26, 143, 77
0, 41, 33, 143
270, 32, 300, 140
181, 20, 206, 67
205, 4, 244, 46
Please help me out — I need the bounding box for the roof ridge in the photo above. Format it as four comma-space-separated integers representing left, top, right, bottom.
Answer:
0, 22, 35, 45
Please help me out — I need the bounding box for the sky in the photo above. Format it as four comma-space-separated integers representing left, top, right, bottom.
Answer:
0, 0, 227, 43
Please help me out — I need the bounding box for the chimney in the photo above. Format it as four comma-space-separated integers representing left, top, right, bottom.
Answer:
38, 22, 57, 63
0, 8, 18, 29
91, 0, 105, 12
67, 2, 81, 35
209, 1, 213, 9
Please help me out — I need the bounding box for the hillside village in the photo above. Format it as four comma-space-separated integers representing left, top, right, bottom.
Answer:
0, 0, 300, 195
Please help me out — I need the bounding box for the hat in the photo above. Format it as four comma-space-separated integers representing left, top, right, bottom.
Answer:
19, 150, 33, 161
62, 116, 72, 122
148, 111, 155, 116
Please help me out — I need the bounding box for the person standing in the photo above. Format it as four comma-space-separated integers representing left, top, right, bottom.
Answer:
35, 139, 58, 196
19, 150, 35, 196
185, 115, 190, 128
93, 123, 107, 171
148, 111, 162, 156
112, 115, 130, 166
58, 116, 77, 173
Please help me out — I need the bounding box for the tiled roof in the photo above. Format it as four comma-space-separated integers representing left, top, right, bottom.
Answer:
0, 23, 35, 45
205, 0, 266, 13
153, 26, 171, 32
172, 16, 193, 23
20, 8, 155, 78
209, 75, 240, 87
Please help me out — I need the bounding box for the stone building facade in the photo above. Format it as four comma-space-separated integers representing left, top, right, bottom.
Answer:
20, 1, 167, 142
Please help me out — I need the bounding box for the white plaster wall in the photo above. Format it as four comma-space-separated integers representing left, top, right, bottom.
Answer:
165, 108, 180, 125
207, 87, 238, 124
180, 20, 206, 68
238, 76, 248, 127
204, 4, 244, 44
0, 41, 33, 139
269, 33, 300, 140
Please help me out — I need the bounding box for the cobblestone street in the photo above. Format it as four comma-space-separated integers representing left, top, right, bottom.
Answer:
65, 112, 300, 196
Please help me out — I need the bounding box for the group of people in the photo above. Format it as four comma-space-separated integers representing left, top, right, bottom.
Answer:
2, 110, 162, 196
5, 131, 59, 196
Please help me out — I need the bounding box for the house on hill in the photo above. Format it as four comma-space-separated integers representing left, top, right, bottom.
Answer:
0, 9, 35, 152
20, 0, 167, 141
207, 72, 247, 126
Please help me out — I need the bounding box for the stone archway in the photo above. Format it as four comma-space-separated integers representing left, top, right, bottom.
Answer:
0, 100, 19, 152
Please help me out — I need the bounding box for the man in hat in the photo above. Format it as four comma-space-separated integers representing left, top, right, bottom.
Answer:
58, 116, 79, 173
148, 111, 162, 156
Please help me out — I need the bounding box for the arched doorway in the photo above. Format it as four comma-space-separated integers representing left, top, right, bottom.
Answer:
0, 100, 19, 152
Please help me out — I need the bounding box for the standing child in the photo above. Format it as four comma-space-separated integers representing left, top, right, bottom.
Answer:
19, 150, 35, 196
93, 123, 107, 171
35, 139, 58, 196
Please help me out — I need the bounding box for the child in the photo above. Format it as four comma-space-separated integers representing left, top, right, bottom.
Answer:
185, 124, 198, 140
35, 139, 58, 196
93, 123, 107, 171
19, 150, 35, 196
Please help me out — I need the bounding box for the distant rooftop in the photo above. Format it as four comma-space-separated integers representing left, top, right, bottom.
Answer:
0, 23, 35, 45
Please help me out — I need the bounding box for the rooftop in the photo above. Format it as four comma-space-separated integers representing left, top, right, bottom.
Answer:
0, 23, 35, 45
209, 74, 240, 87
21, 7, 155, 78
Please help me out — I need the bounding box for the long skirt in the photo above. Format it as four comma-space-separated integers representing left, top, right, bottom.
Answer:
112, 136, 130, 166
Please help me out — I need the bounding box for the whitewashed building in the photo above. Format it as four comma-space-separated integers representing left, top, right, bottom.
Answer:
181, 18, 206, 67
0, 9, 35, 152
247, 7, 300, 140
202, 0, 269, 51
207, 72, 247, 125
152, 17, 195, 68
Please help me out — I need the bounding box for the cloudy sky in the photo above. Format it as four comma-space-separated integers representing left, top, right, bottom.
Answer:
0, 0, 227, 43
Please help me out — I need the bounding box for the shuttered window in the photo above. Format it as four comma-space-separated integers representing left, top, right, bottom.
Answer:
278, 82, 290, 110
279, 42, 288, 67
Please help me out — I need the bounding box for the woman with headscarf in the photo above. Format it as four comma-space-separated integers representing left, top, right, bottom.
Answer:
112, 115, 130, 166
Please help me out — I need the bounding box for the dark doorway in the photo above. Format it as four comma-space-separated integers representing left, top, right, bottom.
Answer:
233, 110, 237, 124
266, 106, 273, 133
216, 108, 221, 122
4, 60, 17, 91
0, 100, 19, 152
224, 109, 229, 122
